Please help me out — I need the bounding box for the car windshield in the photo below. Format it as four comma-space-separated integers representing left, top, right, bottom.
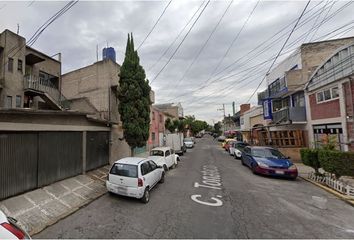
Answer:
110, 163, 138, 178
252, 148, 286, 159
236, 143, 248, 149
184, 138, 192, 142
150, 150, 164, 156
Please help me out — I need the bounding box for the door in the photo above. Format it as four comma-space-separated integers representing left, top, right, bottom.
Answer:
165, 150, 173, 167
148, 160, 160, 186
141, 161, 154, 188
86, 131, 109, 171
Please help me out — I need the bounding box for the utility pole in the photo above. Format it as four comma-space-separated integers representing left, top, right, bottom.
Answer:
217, 104, 226, 135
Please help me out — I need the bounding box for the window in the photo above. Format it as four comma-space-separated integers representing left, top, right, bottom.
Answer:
152, 112, 155, 120
151, 150, 164, 156
317, 92, 324, 102
324, 89, 331, 100
6, 96, 12, 108
165, 150, 170, 157
151, 132, 155, 141
141, 162, 150, 175
293, 92, 305, 107
332, 87, 339, 98
159, 114, 163, 123
110, 163, 138, 178
16, 95, 21, 108
8, 58, 13, 72
316, 87, 339, 103
243, 147, 251, 154
148, 161, 157, 171
17, 59, 23, 72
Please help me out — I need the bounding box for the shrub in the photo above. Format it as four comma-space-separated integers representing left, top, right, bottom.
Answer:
318, 150, 354, 179
300, 148, 320, 174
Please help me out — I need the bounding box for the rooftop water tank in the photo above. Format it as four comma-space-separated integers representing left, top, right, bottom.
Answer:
102, 47, 116, 62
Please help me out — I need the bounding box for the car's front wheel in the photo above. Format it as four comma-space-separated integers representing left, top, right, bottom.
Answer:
163, 164, 168, 172
159, 172, 165, 183
141, 188, 150, 203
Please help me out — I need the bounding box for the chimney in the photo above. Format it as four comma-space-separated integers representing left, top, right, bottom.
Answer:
240, 104, 251, 115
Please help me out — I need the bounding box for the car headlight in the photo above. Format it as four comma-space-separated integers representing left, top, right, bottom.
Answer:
256, 161, 269, 168
288, 164, 297, 170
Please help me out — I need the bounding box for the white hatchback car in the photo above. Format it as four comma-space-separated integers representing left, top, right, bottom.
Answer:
106, 157, 165, 203
0, 210, 30, 239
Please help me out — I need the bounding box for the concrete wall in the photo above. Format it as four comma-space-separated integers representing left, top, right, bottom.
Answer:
0, 30, 26, 108
278, 147, 302, 162
61, 59, 120, 122
109, 124, 131, 163
309, 93, 341, 120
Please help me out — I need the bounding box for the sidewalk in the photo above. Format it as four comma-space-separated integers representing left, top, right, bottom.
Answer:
295, 163, 314, 178
0, 165, 110, 236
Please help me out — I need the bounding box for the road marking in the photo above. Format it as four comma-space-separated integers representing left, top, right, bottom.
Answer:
191, 165, 223, 207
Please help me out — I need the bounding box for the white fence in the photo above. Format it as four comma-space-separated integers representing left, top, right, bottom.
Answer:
308, 172, 354, 198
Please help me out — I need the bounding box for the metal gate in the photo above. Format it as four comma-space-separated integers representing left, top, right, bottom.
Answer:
0, 131, 83, 200
86, 131, 109, 171
0, 132, 38, 200
38, 132, 83, 187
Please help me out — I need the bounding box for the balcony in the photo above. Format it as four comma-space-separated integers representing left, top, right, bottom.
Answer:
272, 106, 306, 124
257, 89, 269, 105
23, 75, 70, 110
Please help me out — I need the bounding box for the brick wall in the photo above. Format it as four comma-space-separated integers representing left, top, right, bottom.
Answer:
309, 93, 340, 120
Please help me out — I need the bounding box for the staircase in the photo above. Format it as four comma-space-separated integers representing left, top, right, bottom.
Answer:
23, 75, 70, 110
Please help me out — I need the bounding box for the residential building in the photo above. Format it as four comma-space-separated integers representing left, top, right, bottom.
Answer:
240, 105, 266, 144
0, 29, 67, 110
148, 106, 167, 150
306, 42, 354, 151
153, 102, 184, 119
61, 58, 131, 162
257, 37, 354, 149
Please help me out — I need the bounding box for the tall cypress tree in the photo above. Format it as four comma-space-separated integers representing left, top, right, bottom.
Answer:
118, 33, 151, 155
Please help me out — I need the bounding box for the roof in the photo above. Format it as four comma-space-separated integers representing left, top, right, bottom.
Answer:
114, 157, 146, 165
0, 108, 88, 116
151, 147, 170, 151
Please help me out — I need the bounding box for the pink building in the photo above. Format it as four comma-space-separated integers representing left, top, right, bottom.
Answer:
148, 106, 166, 150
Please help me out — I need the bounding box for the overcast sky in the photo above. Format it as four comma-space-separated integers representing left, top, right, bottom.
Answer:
1, 0, 354, 124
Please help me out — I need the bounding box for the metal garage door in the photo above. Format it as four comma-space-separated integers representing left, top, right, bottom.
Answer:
38, 132, 83, 187
0, 132, 38, 200
86, 131, 109, 171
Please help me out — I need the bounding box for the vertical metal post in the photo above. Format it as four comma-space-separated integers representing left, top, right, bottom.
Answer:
82, 131, 87, 174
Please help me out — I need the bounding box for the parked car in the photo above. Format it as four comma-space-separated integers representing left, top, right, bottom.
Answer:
241, 146, 298, 180
217, 135, 226, 142
229, 141, 249, 159
224, 139, 236, 152
191, 137, 196, 144
222, 138, 235, 149
0, 210, 30, 239
106, 157, 165, 203
195, 133, 202, 138
149, 147, 179, 171
184, 138, 194, 148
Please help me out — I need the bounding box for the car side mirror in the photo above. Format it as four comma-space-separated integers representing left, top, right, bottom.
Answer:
156, 165, 162, 169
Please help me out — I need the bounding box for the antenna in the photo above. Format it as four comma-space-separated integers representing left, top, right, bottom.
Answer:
96, 44, 98, 62
17, 24, 19, 34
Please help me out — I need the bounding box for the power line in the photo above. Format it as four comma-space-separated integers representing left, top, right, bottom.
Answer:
166, 1, 324, 101
147, 1, 205, 72
309, 0, 336, 41
137, 0, 172, 50
246, 0, 311, 103
170, 0, 349, 103
150, 0, 211, 84
171, 0, 234, 91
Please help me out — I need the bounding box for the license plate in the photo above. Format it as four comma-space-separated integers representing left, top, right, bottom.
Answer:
117, 187, 127, 194
275, 170, 284, 174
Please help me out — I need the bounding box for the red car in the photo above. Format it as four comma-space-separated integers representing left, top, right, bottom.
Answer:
224, 140, 236, 152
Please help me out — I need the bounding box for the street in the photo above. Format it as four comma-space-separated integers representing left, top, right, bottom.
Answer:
35, 136, 354, 239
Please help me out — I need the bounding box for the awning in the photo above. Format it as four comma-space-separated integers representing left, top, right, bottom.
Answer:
26, 53, 45, 65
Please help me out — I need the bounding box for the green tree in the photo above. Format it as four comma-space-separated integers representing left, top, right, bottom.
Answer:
118, 33, 151, 155
165, 118, 176, 133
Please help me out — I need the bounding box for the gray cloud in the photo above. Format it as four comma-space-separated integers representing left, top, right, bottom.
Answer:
1, 0, 354, 124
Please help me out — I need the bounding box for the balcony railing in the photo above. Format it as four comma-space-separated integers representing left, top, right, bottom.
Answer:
24, 75, 70, 109
272, 106, 306, 124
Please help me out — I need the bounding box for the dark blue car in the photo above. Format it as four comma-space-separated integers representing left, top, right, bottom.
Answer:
241, 146, 298, 179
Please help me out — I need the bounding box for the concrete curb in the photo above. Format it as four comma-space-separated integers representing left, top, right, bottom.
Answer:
300, 176, 354, 207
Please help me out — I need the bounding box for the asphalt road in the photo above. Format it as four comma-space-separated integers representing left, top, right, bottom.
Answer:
35, 136, 354, 239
